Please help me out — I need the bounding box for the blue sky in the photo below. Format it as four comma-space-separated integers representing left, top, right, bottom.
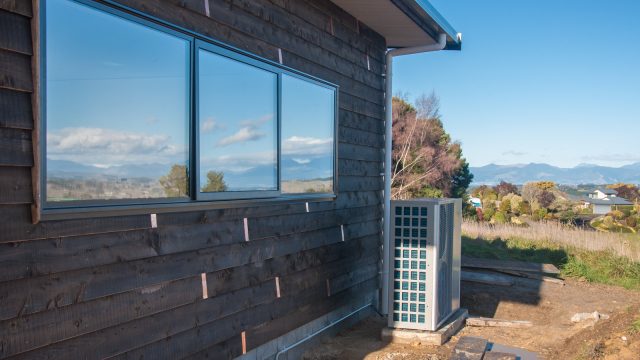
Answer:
394, 0, 640, 168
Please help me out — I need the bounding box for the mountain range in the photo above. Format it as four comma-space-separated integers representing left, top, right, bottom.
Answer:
470, 162, 640, 185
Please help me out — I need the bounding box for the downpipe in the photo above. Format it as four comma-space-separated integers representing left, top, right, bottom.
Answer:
381, 34, 448, 315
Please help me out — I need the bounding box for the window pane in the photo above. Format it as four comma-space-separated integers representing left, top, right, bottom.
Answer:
281, 75, 335, 193
198, 49, 278, 193
45, 0, 190, 202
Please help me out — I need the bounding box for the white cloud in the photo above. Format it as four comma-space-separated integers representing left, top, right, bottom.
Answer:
201, 117, 225, 133
47, 127, 184, 165
292, 158, 311, 165
216, 114, 273, 147
216, 127, 265, 147
282, 136, 332, 156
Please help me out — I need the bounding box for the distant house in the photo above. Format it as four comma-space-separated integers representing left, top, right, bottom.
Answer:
584, 188, 632, 214
590, 188, 618, 199
469, 197, 483, 208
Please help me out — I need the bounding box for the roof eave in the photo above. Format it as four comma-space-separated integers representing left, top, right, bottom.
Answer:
390, 0, 462, 50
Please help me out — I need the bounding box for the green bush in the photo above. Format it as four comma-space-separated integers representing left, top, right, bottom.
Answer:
627, 216, 638, 228
492, 211, 508, 224
610, 210, 626, 220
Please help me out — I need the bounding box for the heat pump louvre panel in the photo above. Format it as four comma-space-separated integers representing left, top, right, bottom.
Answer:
388, 199, 461, 331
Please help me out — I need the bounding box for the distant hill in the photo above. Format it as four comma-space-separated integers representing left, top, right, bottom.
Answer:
470, 162, 640, 185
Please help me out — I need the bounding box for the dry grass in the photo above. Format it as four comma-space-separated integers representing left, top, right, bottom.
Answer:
462, 220, 640, 262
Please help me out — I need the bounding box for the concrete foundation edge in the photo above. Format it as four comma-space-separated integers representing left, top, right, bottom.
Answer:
237, 290, 377, 360
381, 308, 468, 345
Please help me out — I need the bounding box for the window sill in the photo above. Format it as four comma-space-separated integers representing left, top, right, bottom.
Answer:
40, 194, 337, 221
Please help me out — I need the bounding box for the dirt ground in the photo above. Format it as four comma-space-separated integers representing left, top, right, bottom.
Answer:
304, 278, 640, 359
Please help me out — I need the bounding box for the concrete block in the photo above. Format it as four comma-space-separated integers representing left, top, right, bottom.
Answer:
381, 308, 468, 346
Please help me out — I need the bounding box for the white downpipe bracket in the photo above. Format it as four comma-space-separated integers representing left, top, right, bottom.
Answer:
381, 34, 447, 315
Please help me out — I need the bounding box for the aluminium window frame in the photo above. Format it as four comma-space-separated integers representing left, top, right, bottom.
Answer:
195, 41, 281, 201
38, 0, 339, 220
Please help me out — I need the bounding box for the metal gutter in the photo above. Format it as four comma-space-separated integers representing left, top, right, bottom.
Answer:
390, 0, 462, 50
381, 33, 448, 315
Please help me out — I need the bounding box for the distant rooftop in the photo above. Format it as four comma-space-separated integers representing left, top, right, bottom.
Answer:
585, 197, 632, 206
596, 188, 618, 195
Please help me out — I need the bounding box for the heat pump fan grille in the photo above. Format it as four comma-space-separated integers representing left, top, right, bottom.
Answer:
391, 205, 429, 325
437, 203, 454, 320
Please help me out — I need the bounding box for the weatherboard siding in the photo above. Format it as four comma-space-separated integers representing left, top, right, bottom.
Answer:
0, 1, 385, 358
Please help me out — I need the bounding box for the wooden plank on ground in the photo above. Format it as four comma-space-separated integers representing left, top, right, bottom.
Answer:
461, 270, 513, 287
462, 256, 560, 275
496, 269, 565, 285
466, 317, 533, 328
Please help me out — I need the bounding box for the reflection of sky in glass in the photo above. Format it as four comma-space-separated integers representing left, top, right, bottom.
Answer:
46, 0, 190, 200
281, 75, 335, 193
198, 50, 277, 191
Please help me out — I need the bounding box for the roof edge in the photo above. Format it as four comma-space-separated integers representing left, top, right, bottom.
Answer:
390, 0, 461, 50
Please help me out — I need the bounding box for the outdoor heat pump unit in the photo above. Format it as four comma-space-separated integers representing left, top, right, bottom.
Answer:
387, 198, 462, 331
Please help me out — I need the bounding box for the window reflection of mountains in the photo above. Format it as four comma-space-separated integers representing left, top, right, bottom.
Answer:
47, 155, 333, 200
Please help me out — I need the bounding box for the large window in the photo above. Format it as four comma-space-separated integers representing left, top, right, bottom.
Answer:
45, 0, 191, 203
43, 0, 337, 211
281, 74, 336, 194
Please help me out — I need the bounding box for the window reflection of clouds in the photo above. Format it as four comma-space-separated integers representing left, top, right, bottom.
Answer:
198, 50, 278, 191
46, 0, 190, 201
281, 75, 335, 193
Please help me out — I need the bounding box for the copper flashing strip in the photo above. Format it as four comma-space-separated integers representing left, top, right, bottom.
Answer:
275, 276, 281, 298
241, 331, 247, 354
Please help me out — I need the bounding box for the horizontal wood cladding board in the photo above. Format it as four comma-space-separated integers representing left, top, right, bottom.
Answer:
0, 0, 32, 17
0, 88, 33, 129
201, 0, 384, 89
338, 175, 383, 192
338, 158, 381, 177
338, 142, 381, 162
0, 10, 32, 55
13, 280, 280, 360
339, 91, 384, 119
339, 126, 385, 148
244, 285, 376, 354
0, 128, 32, 166
0, 276, 203, 358
221, 0, 384, 73
0, 188, 381, 243
0, 205, 152, 243
0, 166, 32, 204
0, 225, 380, 321
292, 0, 387, 60
339, 109, 384, 135
111, 277, 377, 360
0, 206, 379, 283
0, 48, 32, 92
0, 237, 379, 357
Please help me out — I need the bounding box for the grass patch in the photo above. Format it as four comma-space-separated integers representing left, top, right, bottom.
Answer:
630, 316, 640, 334
462, 235, 640, 290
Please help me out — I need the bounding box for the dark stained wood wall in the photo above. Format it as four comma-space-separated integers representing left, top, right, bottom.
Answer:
0, 0, 386, 358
